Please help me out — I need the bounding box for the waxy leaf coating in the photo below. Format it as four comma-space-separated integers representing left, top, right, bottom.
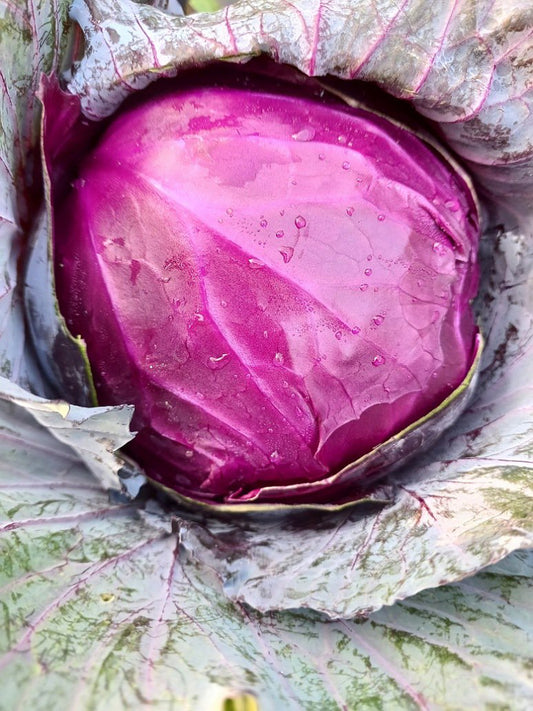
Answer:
54, 73, 480, 504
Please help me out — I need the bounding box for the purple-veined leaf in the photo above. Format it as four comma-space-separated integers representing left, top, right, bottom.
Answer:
69, 0, 533, 202
1, 397, 532, 709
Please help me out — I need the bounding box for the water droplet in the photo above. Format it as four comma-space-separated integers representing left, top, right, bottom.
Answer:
444, 199, 459, 212
360, 283, 368, 292
342, 161, 351, 170
364, 268, 373, 276
351, 326, 361, 335
292, 127, 316, 141
335, 330, 343, 340
275, 230, 285, 239
158, 276, 171, 284
377, 214, 385, 222
260, 218, 268, 228
263, 330, 269, 339
208, 353, 229, 370
193, 313, 204, 323
270, 450, 282, 463
226, 207, 234, 216
279, 246, 294, 263
337, 135, 347, 143
220, 299, 228, 307
318, 152, 326, 161
295, 215, 307, 229
291, 179, 297, 185
346, 206, 354, 216
367, 254, 373, 261
184, 449, 194, 458
372, 354, 386, 367
273, 352, 285, 366
356, 176, 363, 183
372, 315, 385, 326
248, 258, 264, 269
432, 241, 447, 256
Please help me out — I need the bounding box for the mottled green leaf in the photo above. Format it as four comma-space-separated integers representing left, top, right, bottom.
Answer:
1, 399, 532, 709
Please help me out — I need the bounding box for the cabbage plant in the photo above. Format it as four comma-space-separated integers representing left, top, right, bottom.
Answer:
1, 1, 532, 709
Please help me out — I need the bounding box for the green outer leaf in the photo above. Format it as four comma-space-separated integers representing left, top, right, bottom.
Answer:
0, 0, 72, 392
0, 376, 135, 491
1, 398, 532, 710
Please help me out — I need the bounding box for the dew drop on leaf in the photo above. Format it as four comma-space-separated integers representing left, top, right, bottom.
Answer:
273, 352, 285, 366
208, 353, 229, 370
433, 241, 448, 256
291, 127, 315, 141
279, 246, 294, 263
248, 258, 264, 269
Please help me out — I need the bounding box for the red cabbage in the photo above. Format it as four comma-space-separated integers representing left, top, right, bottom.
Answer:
54, 74, 480, 504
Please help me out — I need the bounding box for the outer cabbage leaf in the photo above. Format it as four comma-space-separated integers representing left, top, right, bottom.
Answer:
0, 376, 134, 490
0, 0, 73, 393
69, 0, 533, 202
1, 399, 532, 709
0, 1, 137, 484
0, 0, 531, 616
